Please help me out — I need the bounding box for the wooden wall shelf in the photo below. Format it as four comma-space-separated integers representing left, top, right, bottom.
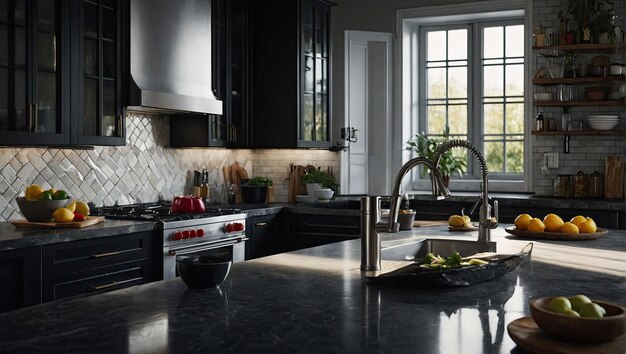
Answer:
531, 130, 624, 136
533, 76, 625, 85
533, 44, 626, 52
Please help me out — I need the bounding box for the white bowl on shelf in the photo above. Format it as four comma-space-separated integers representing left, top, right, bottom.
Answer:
587, 120, 619, 130
314, 188, 334, 201
533, 92, 553, 101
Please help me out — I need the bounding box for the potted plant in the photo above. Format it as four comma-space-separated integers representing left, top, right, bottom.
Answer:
241, 176, 273, 204
405, 126, 466, 186
559, 0, 618, 45
302, 169, 337, 196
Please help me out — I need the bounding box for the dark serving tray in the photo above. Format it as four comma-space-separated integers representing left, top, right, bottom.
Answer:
366, 243, 533, 289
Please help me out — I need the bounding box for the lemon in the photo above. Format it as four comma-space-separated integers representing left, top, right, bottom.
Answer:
570, 215, 587, 227
25, 184, 44, 201
448, 215, 465, 227
527, 218, 545, 232
514, 214, 533, 230
559, 222, 579, 234
52, 208, 75, 223
75, 201, 90, 216
66, 200, 77, 212
579, 218, 597, 233
543, 213, 564, 232
462, 215, 471, 225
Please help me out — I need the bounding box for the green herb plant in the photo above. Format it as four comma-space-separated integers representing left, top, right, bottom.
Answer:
558, 0, 617, 45
302, 169, 337, 191
247, 176, 273, 187
405, 126, 466, 181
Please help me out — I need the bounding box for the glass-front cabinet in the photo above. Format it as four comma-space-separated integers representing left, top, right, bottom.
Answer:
72, 0, 124, 145
0, 0, 125, 146
0, 0, 68, 145
300, 0, 329, 147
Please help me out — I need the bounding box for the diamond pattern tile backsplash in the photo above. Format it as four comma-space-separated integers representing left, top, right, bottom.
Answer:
0, 114, 339, 221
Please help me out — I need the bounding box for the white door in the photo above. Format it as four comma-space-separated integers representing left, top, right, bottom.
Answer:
341, 31, 392, 196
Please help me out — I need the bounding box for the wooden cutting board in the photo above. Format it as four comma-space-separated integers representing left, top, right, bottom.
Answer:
412, 220, 449, 227
604, 156, 624, 199
507, 316, 626, 354
288, 165, 308, 203
11, 216, 105, 229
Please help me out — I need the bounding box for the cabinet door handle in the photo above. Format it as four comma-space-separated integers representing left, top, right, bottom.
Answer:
87, 281, 118, 291
254, 222, 267, 226
92, 251, 122, 258
305, 223, 360, 230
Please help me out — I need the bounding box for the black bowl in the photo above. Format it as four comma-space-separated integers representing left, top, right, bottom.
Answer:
176, 255, 232, 289
240, 185, 268, 204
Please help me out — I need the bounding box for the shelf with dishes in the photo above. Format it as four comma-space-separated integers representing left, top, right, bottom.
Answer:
533, 43, 626, 53
532, 76, 625, 85
531, 130, 624, 136
533, 100, 624, 107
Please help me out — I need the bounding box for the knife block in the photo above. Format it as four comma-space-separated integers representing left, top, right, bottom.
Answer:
604, 156, 624, 199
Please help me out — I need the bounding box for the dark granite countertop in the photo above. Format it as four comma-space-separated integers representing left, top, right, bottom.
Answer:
1, 225, 624, 353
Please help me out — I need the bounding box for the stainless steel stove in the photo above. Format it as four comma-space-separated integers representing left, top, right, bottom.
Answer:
92, 202, 247, 279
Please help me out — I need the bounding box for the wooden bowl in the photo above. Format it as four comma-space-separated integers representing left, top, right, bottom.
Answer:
530, 297, 625, 343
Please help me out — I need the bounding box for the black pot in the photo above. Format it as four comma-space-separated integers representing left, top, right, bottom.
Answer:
240, 185, 268, 203
176, 255, 232, 289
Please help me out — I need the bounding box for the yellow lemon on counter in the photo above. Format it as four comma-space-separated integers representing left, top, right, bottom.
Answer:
579, 218, 597, 233
66, 200, 77, 212
75, 201, 90, 216
25, 184, 44, 201
52, 208, 75, 223
543, 213, 564, 232
559, 222, 579, 234
527, 218, 545, 232
514, 214, 533, 230
570, 215, 587, 227
448, 215, 465, 227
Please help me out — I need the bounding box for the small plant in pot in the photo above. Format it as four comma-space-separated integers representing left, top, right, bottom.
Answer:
405, 126, 466, 186
302, 169, 337, 196
241, 176, 273, 204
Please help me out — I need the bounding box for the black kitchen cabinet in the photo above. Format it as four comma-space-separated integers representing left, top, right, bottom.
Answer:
170, 0, 249, 148
42, 231, 159, 302
0, 0, 70, 145
245, 213, 285, 260
0, 247, 41, 313
249, 0, 334, 149
288, 213, 360, 251
0, 0, 126, 147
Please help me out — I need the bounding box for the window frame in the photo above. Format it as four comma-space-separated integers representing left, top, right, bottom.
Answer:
400, 2, 532, 193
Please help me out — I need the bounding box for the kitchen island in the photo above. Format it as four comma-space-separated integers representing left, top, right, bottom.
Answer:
0, 225, 624, 353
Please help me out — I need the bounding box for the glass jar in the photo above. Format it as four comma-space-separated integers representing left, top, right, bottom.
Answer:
588, 171, 603, 198
573, 171, 588, 198
553, 175, 572, 197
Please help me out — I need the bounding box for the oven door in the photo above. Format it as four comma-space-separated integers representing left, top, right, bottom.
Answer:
163, 236, 246, 280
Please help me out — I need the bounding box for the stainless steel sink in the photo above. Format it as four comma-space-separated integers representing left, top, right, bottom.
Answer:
381, 238, 497, 262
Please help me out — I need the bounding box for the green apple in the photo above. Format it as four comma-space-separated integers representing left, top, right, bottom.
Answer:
548, 296, 572, 314
568, 294, 592, 311
578, 302, 605, 318
562, 309, 581, 317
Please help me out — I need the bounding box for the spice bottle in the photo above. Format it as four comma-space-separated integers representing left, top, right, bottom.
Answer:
535, 113, 544, 131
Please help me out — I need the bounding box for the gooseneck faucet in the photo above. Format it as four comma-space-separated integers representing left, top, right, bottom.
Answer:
432, 140, 498, 243
360, 140, 498, 272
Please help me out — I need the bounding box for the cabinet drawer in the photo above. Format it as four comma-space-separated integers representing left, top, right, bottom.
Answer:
291, 214, 361, 236
42, 232, 154, 277
43, 259, 150, 301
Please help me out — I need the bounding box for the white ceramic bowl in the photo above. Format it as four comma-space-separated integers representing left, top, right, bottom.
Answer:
534, 92, 553, 101
587, 121, 618, 130
295, 195, 318, 203
588, 115, 619, 120
314, 188, 334, 200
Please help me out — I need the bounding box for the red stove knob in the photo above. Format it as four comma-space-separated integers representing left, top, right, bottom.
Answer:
234, 222, 244, 231
225, 223, 235, 233
182, 230, 190, 239
189, 229, 197, 238
197, 229, 205, 237
173, 232, 183, 241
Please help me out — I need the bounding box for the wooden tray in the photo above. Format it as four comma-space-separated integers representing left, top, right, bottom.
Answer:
11, 216, 105, 229
505, 226, 608, 240
412, 220, 448, 227
448, 223, 479, 232
507, 316, 626, 354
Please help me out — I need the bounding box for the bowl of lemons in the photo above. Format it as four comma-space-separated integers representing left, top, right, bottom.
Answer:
16, 184, 71, 222
530, 295, 625, 343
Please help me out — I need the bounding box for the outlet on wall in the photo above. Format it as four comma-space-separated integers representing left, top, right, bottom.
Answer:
544, 152, 559, 169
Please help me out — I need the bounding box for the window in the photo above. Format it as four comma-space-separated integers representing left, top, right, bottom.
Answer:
408, 11, 528, 192
420, 19, 525, 179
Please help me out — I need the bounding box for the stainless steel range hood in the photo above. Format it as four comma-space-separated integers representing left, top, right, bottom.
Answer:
127, 0, 222, 115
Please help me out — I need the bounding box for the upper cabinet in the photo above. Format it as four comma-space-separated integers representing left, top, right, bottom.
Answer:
170, 0, 249, 148
0, 0, 70, 145
71, 0, 125, 146
249, 0, 334, 149
0, 0, 126, 147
